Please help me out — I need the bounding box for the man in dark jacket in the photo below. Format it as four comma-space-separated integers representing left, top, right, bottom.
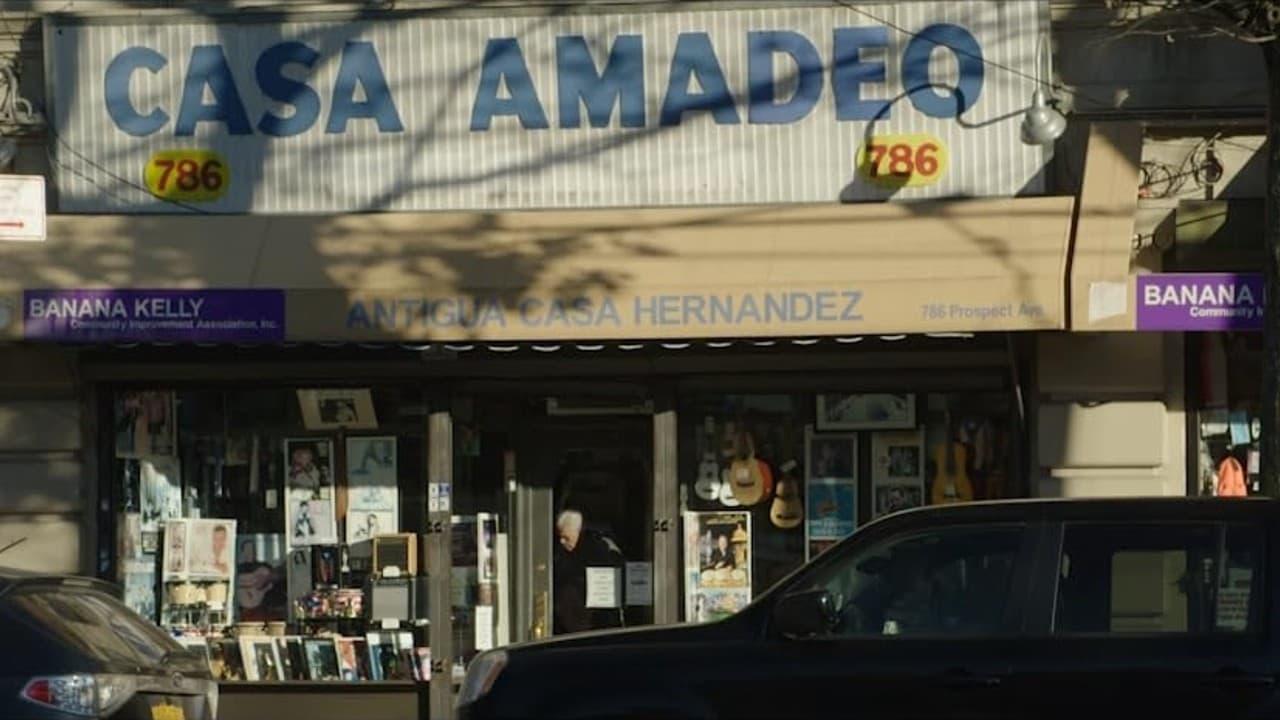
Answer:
553, 509, 625, 635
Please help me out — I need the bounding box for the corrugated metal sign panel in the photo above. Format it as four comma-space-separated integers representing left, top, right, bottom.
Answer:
45, 2, 1049, 214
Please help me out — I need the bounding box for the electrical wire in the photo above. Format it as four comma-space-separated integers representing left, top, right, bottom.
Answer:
0, 8, 208, 214
830, 0, 1118, 111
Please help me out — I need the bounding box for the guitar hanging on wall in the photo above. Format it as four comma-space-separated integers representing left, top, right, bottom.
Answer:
718, 421, 741, 507
770, 460, 803, 529
729, 428, 773, 507
931, 410, 975, 505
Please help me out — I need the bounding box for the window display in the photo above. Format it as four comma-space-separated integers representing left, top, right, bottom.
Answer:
1194, 333, 1262, 496
107, 385, 430, 684
678, 390, 1019, 621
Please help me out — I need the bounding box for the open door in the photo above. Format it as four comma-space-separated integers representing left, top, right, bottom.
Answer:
511, 414, 654, 640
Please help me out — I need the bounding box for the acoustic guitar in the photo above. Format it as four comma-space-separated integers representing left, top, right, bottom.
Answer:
694, 451, 722, 502
716, 470, 741, 507
930, 440, 975, 505
729, 430, 771, 506
770, 460, 803, 529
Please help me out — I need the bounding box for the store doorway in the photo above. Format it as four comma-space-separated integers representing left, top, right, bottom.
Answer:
514, 414, 654, 640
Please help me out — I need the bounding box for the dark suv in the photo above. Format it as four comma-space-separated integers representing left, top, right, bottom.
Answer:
0, 570, 216, 719
458, 498, 1280, 719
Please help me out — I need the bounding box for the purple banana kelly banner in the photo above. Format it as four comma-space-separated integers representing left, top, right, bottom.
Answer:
1136, 273, 1263, 331
23, 289, 285, 342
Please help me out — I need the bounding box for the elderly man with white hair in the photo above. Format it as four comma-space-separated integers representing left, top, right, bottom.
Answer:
552, 508, 625, 635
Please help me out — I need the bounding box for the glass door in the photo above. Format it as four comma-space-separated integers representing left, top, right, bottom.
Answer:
515, 409, 654, 639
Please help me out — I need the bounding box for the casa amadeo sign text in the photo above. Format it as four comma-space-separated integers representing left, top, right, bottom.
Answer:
46, 2, 1047, 213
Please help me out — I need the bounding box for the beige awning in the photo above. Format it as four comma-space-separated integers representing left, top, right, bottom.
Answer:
0, 196, 1075, 343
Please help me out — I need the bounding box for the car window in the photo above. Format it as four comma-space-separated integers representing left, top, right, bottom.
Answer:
6, 586, 175, 667
804, 525, 1024, 637
1053, 523, 1264, 635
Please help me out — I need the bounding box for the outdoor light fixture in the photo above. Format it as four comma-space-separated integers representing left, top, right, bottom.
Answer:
1022, 32, 1067, 146
1022, 89, 1068, 146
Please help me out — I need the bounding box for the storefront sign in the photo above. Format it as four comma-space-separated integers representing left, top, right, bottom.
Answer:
1135, 273, 1263, 331
46, 2, 1047, 213
22, 289, 285, 342
325, 285, 1057, 341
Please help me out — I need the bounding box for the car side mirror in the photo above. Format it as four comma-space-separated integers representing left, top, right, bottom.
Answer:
773, 588, 838, 639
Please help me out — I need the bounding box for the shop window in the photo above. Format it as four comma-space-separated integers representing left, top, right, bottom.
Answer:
678, 391, 1019, 623
108, 386, 430, 684
1053, 523, 1264, 635
1194, 333, 1262, 497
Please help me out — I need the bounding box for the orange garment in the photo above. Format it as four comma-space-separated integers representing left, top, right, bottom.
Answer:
1216, 456, 1247, 497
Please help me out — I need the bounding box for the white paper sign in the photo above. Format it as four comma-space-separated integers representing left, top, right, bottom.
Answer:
475, 605, 495, 651
585, 567, 621, 609
0, 175, 45, 242
625, 562, 652, 607
1216, 567, 1253, 631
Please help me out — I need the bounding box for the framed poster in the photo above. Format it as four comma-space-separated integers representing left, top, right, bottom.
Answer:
240, 637, 284, 682
297, 389, 378, 431
140, 457, 182, 533
346, 436, 399, 544
187, 519, 236, 580
122, 559, 157, 621
805, 427, 858, 560
303, 638, 341, 681
871, 429, 926, 519
683, 511, 752, 623
816, 394, 915, 430
162, 519, 188, 580
114, 390, 176, 458
235, 533, 287, 622
284, 438, 337, 547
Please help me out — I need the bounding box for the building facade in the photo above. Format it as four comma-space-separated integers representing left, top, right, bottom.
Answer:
0, 1, 1268, 718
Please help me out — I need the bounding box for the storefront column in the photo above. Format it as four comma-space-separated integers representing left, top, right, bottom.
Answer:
652, 386, 679, 625
426, 400, 454, 720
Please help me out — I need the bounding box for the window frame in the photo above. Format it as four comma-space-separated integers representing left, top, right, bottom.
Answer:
768, 518, 1040, 641
1038, 520, 1270, 640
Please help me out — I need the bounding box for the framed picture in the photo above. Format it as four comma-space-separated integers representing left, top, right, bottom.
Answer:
281, 636, 308, 681
311, 545, 341, 588
187, 519, 236, 581
235, 533, 287, 622
303, 638, 341, 681
297, 389, 378, 431
346, 436, 399, 545
121, 559, 157, 621
682, 511, 752, 624
272, 637, 297, 681
871, 429, 925, 484
162, 519, 188, 580
366, 631, 399, 681
286, 547, 313, 622
240, 636, 284, 682
816, 393, 915, 430
284, 439, 338, 547
209, 638, 245, 681
114, 390, 176, 458
873, 482, 925, 518
335, 637, 361, 681
804, 427, 858, 561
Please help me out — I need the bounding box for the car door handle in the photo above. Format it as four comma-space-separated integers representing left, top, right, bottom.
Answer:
937, 670, 1003, 689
